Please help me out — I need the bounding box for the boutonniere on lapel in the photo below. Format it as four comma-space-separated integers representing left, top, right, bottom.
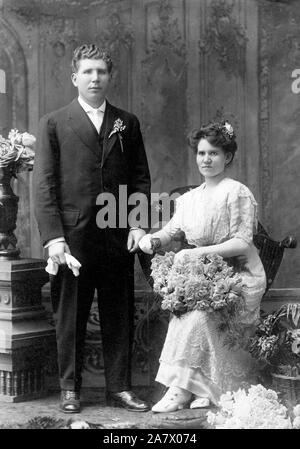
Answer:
108, 118, 126, 152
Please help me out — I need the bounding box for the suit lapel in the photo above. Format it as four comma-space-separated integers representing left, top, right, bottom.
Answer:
101, 102, 119, 166
67, 99, 100, 158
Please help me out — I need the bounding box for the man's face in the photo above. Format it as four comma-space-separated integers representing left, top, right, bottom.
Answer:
71, 58, 111, 107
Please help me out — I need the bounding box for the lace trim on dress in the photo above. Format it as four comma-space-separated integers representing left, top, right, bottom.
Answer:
158, 310, 259, 392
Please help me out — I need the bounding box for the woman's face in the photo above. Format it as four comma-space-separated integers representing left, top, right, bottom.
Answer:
196, 138, 232, 179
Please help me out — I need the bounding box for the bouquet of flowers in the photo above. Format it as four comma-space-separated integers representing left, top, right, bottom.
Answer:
0, 129, 36, 174
249, 304, 300, 376
151, 251, 245, 319
207, 384, 293, 429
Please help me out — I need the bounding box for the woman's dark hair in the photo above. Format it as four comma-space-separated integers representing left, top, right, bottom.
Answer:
187, 121, 237, 164
71, 44, 113, 73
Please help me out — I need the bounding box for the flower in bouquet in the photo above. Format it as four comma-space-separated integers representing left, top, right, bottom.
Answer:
184, 276, 209, 309
151, 251, 245, 320
0, 129, 36, 173
196, 299, 212, 311
207, 384, 292, 429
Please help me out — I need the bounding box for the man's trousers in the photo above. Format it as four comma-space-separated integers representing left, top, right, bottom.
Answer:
50, 226, 135, 393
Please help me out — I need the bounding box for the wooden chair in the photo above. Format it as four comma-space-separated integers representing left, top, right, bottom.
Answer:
138, 185, 297, 294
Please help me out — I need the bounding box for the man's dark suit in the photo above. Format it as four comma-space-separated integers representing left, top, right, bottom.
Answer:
33, 98, 151, 392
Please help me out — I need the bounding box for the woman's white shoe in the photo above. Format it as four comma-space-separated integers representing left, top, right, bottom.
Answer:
152, 387, 191, 413
190, 397, 210, 409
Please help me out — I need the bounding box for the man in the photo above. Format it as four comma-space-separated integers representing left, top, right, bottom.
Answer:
33, 44, 151, 413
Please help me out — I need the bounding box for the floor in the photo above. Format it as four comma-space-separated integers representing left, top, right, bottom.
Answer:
0, 387, 211, 429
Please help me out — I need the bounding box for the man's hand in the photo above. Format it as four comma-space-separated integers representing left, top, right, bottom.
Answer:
127, 229, 146, 253
138, 234, 153, 254
48, 241, 71, 265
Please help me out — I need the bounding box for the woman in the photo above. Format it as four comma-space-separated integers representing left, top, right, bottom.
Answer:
139, 121, 266, 412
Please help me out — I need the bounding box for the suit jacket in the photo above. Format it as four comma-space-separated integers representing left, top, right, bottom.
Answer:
33, 98, 151, 254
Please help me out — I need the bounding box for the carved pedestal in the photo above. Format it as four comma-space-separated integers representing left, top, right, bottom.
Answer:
0, 258, 55, 402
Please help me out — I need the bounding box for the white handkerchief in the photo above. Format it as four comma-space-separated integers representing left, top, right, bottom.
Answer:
46, 253, 82, 277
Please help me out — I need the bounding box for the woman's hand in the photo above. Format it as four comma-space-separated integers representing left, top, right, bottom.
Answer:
174, 247, 208, 264
174, 249, 194, 263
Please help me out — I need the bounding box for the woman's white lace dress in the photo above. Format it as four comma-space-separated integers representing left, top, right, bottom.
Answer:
155, 178, 266, 404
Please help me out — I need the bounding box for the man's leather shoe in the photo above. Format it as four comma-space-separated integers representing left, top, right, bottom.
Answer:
60, 390, 80, 413
106, 390, 150, 412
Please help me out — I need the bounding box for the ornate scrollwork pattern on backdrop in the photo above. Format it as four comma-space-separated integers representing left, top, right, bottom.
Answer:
199, 0, 248, 79
39, 16, 79, 88
141, 0, 188, 193
258, 1, 272, 232
4, 0, 40, 27
94, 7, 134, 108
94, 10, 134, 57
210, 106, 239, 132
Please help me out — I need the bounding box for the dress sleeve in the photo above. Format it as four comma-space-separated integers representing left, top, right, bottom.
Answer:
161, 196, 184, 237
228, 185, 258, 245
150, 196, 184, 244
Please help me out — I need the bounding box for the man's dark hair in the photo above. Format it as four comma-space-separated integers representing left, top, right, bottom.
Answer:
71, 44, 113, 73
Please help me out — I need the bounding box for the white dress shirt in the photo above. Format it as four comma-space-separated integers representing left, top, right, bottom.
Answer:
78, 96, 106, 133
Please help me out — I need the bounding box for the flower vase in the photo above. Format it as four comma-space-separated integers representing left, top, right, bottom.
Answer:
0, 165, 20, 259
272, 372, 300, 407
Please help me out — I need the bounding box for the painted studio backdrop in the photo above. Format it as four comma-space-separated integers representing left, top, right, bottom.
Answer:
0, 0, 300, 388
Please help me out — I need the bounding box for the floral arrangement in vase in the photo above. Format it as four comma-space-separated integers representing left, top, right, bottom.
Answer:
249, 304, 300, 377
0, 129, 36, 174
0, 128, 36, 258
